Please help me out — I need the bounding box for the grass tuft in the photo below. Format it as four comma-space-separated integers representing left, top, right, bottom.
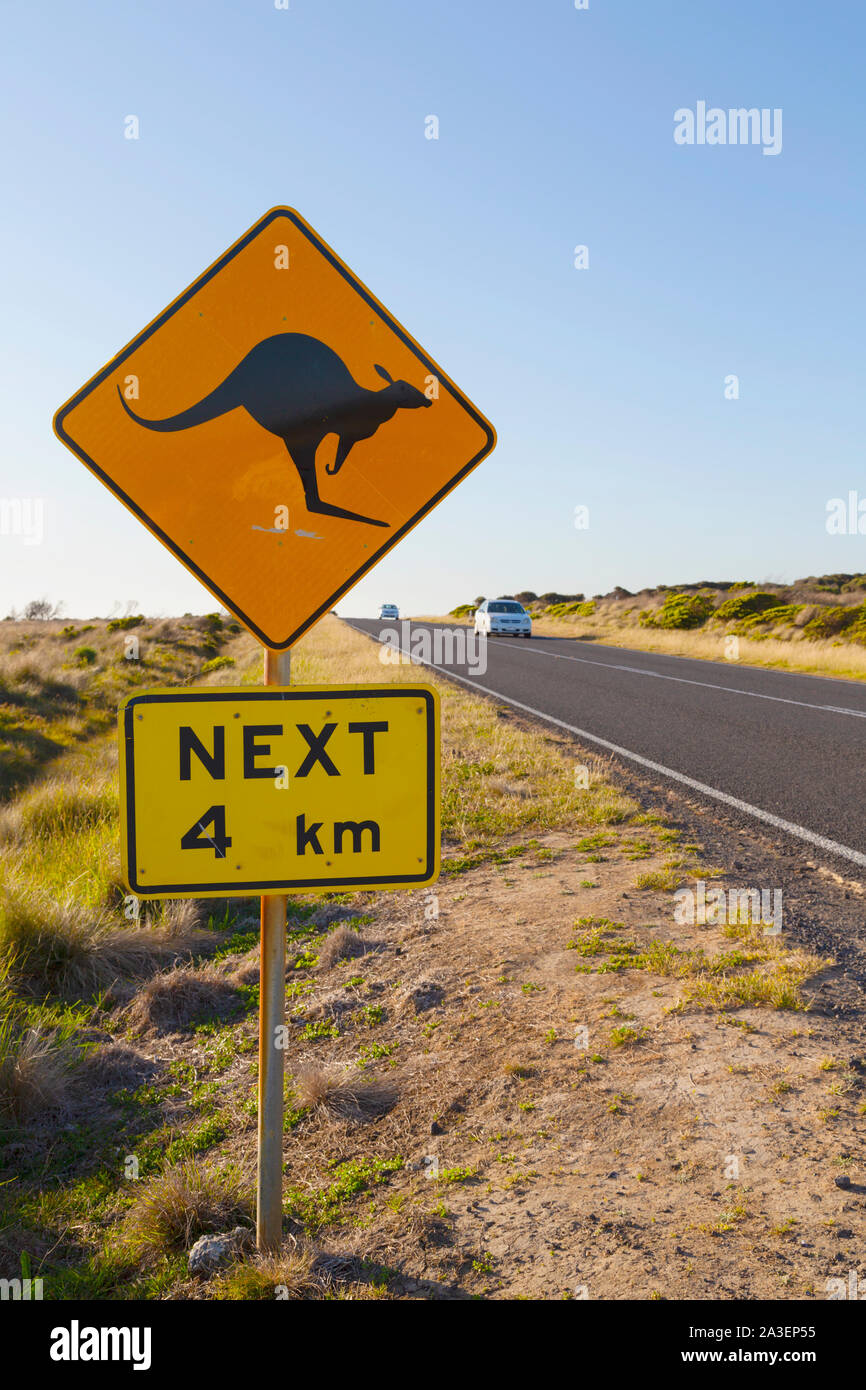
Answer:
121, 1159, 252, 1258
213, 1247, 320, 1300
293, 1062, 398, 1121
0, 883, 209, 999
126, 963, 244, 1034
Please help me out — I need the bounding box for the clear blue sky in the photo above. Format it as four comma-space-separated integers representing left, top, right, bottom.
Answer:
2, 0, 864, 621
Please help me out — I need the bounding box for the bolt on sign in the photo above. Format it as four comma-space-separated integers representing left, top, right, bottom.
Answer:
52, 207, 496, 648
119, 685, 439, 897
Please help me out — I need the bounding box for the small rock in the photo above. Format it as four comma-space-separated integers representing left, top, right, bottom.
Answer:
834, 1175, 851, 1190
606, 1171, 618, 1179
430, 1120, 444, 1135
188, 1226, 251, 1276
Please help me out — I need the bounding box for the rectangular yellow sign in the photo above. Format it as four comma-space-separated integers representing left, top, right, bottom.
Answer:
119, 684, 439, 898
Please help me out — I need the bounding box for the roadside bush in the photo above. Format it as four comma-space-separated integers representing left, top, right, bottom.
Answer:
712, 592, 778, 622
106, 615, 144, 632
740, 604, 804, 630
641, 594, 713, 630
73, 646, 97, 666
545, 600, 595, 617
803, 604, 866, 642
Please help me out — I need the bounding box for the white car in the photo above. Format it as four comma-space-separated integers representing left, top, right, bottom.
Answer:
474, 598, 532, 637
378, 603, 399, 620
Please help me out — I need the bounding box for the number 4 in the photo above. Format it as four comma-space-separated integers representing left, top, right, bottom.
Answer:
180, 805, 232, 858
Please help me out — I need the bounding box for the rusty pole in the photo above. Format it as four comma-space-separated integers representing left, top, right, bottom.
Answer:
257, 645, 290, 1252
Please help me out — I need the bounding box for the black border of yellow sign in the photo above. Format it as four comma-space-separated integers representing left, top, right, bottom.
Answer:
53, 207, 496, 650
120, 686, 439, 896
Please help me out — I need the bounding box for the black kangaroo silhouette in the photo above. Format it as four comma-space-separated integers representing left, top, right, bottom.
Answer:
117, 332, 432, 527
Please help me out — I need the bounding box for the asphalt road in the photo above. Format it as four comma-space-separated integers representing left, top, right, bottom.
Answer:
345, 619, 866, 873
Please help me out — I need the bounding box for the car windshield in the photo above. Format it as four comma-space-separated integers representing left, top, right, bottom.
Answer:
488, 602, 525, 614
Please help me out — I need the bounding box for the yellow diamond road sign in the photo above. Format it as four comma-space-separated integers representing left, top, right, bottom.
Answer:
53, 208, 496, 648
120, 685, 440, 897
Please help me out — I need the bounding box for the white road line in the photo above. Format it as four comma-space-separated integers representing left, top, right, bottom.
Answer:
484, 636, 866, 719
353, 625, 866, 872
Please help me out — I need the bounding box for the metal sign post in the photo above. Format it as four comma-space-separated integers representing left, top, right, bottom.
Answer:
257, 645, 290, 1253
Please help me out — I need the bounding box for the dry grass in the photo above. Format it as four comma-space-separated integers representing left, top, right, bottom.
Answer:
635, 863, 690, 892
213, 1246, 320, 1300
0, 882, 209, 999
293, 1062, 399, 1120
682, 956, 828, 1012
0, 775, 117, 846
0, 1021, 73, 1121
570, 914, 828, 1014
317, 924, 368, 970
121, 1159, 253, 1258
0, 613, 239, 804
126, 963, 244, 1034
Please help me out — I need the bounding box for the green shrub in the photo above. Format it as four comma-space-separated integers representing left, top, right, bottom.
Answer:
200, 655, 235, 674
803, 604, 866, 642
106, 615, 144, 632
545, 600, 595, 617
73, 646, 97, 666
712, 592, 778, 622
641, 594, 713, 630
739, 604, 804, 630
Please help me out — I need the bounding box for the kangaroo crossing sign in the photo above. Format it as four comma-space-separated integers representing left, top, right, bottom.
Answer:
53, 208, 496, 648
119, 685, 439, 896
